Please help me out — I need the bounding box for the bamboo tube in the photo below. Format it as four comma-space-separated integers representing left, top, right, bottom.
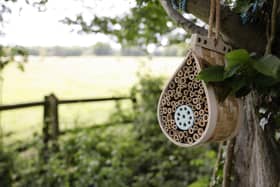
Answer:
194, 111, 199, 118
165, 123, 171, 131
198, 128, 204, 135
188, 86, 194, 92
203, 97, 207, 102
174, 135, 180, 142
189, 74, 194, 80
162, 99, 166, 105
193, 98, 199, 104
167, 114, 172, 121
187, 59, 192, 65
176, 87, 181, 94
193, 133, 200, 141
163, 124, 169, 130
177, 92, 182, 97
196, 104, 202, 110
168, 90, 173, 96
169, 129, 175, 136
203, 114, 208, 122
163, 108, 168, 114
183, 90, 189, 96
198, 88, 204, 94
188, 128, 194, 134
190, 92, 195, 98
178, 100, 184, 105
171, 124, 177, 130
169, 82, 175, 89
179, 132, 184, 139
175, 77, 180, 83
167, 108, 172, 114
187, 137, 194, 144
189, 67, 193, 72
199, 109, 205, 116
179, 78, 186, 84
205, 106, 208, 112
193, 83, 198, 89
165, 95, 171, 100
179, 84, 186, 90
192, 90, 198, 96
199, 120, 206, 127
178, 70, 183, 77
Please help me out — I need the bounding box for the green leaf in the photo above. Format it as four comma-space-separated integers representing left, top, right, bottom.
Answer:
253, 55, 280, 79
197, 66, 225, 82
225, 49, 250, 71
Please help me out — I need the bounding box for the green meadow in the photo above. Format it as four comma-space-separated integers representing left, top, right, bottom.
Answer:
1, 56, 182, 143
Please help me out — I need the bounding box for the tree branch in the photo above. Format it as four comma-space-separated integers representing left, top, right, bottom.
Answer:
159, 0, 207, 35
160, 0, 269, 55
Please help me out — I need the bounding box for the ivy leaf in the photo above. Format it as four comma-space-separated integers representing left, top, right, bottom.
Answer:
253, 55, 280, 79
225, 49, 250, 71
197, 66, 224, 82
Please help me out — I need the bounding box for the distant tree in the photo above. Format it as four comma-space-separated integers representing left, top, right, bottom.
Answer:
121, 46, 146, 56
92, 42, 114, 56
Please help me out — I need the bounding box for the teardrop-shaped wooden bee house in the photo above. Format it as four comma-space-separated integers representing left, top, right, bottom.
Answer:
157, 34, 244, 147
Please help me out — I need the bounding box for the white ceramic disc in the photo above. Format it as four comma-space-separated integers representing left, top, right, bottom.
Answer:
174, 105, 194, 131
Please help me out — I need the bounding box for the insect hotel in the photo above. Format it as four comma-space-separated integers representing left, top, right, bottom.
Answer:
157, 34, 244, 147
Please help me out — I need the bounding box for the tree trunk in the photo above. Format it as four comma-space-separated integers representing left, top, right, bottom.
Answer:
231, 94, 280, 187
159, 1, 280, 186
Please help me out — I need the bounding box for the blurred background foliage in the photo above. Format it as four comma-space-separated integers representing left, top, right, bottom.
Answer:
0, 0, 268, 187
5, 75, 216, 187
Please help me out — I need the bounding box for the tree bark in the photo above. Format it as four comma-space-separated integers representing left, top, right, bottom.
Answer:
231, 94, 280, 187
159, 1, 280, 186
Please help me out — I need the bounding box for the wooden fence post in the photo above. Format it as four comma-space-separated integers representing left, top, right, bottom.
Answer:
131, 96, 137, 112
42, 94, 59, 159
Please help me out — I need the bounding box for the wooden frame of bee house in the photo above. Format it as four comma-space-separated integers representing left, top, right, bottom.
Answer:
157, 34, 244, 147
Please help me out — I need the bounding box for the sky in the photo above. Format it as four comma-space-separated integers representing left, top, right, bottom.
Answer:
0, 0, 136, 47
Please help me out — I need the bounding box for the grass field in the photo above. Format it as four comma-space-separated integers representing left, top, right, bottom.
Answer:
1, 56, 183, 143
